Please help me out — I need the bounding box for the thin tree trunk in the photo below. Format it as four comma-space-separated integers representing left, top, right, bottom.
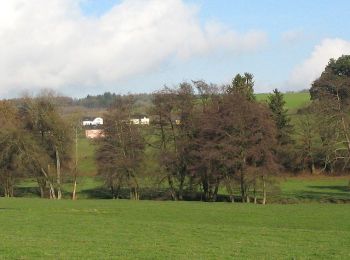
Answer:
240, 170, 245, 203
41, 168, 56, 199
178, 175, 185, 201
225, 176, 235, 203
56, 148, 62, 200
72, 175, 77, 200
39, 185, 45, 198
36, 176, 46, 198
246, 194, 250, 203
110, 186, 116, 199
212, 181, 219, 202
168, 176, 177, 201
72, 127, 78, 200
262, 175, 266, 205
253, 183, 257, 204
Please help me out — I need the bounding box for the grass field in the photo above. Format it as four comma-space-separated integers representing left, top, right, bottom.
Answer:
0, 198, 349, 259
256, 92, 310, 112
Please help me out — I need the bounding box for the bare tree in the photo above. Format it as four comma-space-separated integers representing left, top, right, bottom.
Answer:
96, 96, 145, 200
151, 84, 195, 200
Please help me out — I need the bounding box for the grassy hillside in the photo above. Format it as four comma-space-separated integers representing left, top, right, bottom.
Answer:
0, 198, 349, 259
256, 91, 310, 112
78, 137, 97, 176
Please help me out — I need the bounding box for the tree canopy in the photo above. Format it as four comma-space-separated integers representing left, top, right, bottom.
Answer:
310, 55, 350, 104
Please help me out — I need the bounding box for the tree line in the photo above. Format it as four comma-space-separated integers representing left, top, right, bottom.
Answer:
1, 55, 349, 202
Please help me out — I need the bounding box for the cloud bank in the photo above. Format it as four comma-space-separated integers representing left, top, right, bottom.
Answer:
288, 38, 350, 90
0, 0, 267, 96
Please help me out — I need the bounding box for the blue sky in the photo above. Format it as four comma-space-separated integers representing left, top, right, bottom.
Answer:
0, 0, 349, 97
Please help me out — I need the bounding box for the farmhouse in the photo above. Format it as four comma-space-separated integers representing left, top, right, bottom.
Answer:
85, 129, 105, 139
82, 117, 104, 126
130, 114, 150, 125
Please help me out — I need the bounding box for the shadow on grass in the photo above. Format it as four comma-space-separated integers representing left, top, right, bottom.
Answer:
307, 185, 350, 192
15, 187, 40, 198
79, 186, 236, 202
292, 188, 350, 203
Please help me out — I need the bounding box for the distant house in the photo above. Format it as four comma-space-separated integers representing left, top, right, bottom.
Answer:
82, 117, 104, 126
130, 114, 150, 125
85, 129, 104, 139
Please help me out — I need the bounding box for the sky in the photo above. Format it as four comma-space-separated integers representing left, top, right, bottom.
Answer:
0, 0, 349, 98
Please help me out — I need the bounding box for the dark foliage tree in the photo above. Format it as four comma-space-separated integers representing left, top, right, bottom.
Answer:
309, 55, 350, 172
267, 89, 295, 170
19, 94, 73, 199
310, 55, 350, 104
226, 73, 255, 101
0, 101, 51, 197
0, 101, 23, 197
267, 89, 293, 145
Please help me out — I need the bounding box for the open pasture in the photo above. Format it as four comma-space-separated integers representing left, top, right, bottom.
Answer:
0, 198, 349, 259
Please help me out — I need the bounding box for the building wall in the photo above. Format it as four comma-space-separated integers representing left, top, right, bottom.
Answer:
85, 129, 104, 139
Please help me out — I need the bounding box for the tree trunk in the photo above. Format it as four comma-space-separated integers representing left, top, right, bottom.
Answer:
110, 186, 116, 199
36, 176, 46, 198
225, 176, 235, 203
168, 176, 177, 201
39, 185, 45, 198
72, 127, 78, 200
213, 185, 219, 202
253, 184, 257, 204
262, 175, 266, 205
41, 168, 56, 199
56, 148, 62, 200
72, 175, 77, 200
246, 194, 250, 203
240, 170, 246, 203
178, 175, 185, 201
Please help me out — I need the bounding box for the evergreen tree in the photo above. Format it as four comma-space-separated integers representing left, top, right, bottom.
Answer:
227, 73, 255, 101
267, 89, 293, 145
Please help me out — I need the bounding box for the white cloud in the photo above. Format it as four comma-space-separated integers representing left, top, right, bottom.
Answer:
0, 0, 267, 96
288, 38, 350, 90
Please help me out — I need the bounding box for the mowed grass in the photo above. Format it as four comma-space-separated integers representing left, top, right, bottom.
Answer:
0, 199, 349, 259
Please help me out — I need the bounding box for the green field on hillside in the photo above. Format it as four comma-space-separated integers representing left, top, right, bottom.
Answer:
256, 92, 311, 112
0, 198, 349, 259
78, 137, 97, 176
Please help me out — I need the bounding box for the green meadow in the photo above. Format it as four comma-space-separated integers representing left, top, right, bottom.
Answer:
0, 198, 349, 259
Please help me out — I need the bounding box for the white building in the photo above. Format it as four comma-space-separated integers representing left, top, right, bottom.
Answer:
82, 117, 104, 126
130, 115, 150, 125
